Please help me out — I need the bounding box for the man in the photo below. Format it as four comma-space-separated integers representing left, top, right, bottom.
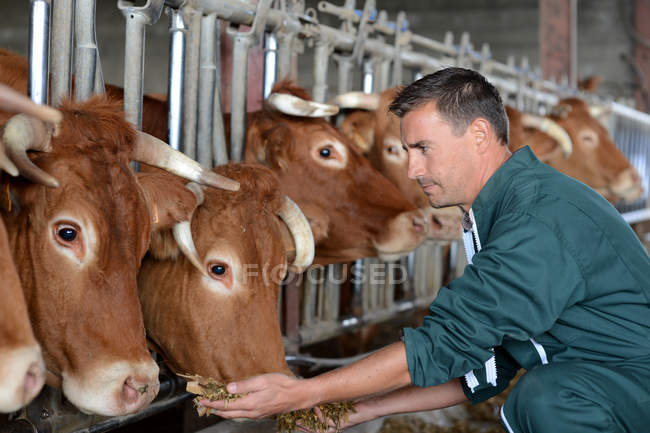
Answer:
201, 68, 650, 433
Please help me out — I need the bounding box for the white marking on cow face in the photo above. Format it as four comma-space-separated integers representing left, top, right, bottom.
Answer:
577, 128, 599, 151
0, 344, 45, 412
201, 247, 241, 295
383, 136, 408, 166
48, 214, 97, 266
310, 138, 348, 170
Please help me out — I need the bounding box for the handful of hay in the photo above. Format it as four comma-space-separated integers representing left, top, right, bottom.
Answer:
181, 373, 355, 433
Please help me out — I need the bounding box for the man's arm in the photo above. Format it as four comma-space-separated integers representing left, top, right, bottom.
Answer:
200, 342, 412, 419
332, 378, 467, 431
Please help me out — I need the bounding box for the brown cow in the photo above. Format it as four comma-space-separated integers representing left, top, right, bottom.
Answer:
0, 97, 236, 417
0, 83, 57, 412
508, 99, 643, 203
138, 164, 314, 382
336, 89, 643, 205
238, 81, 428, 264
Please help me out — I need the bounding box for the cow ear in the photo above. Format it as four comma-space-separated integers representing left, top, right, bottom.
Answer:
137, 169, 199, 259
340, 111, 376, 153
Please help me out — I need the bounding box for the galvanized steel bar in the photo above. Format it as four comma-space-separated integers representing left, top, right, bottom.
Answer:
74, 0, 99, 101
197, 13, 218, 167
227, 0, 272, 162
211, 19, 229, 166
28, 0, 50, 105
313, 39, 331, 103
182, 7, 201, 158
167, 7, 186, 150
335, 56, 354, 94
362, 58, 374, 93
263, 32, 278, 98
50, 0, 73, 106
118, 0, 165, 129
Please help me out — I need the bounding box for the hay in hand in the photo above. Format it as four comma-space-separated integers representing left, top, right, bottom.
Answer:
275, 401, 356, 433
179, 373, 245, 417
180, 373, 355, 432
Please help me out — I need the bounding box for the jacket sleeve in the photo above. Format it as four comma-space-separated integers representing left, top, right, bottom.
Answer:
403, 212, 585, 387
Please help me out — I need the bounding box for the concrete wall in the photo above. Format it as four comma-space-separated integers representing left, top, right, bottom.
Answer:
0, 0, 640, 104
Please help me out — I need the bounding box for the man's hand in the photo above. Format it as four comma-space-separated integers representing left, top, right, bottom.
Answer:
199, 373, 313, 419
297, 401, 377, 433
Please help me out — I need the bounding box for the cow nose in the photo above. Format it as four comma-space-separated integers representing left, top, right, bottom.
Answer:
121, 375, 154, 406
23, 362, 45, 405
412, 215, 428, 234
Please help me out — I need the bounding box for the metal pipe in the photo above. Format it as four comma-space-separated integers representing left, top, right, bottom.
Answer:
263, 32, 278, 98
335, 57, 353, 94
197, 13, 217, 167
211, 20, 228, 166
28, 0, 50, 105
50, 0, 73, 106
362, 58, 374, 93
121, 12, 145, 126
167, 7, 186, 150
312, 40, 331, 103
276, 28, 299, 81
229, 33, 252, 162
74, 0, 99, 101
227, 0, 272, 162
182, 8, 201, 158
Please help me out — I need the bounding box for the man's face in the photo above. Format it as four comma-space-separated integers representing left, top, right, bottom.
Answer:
401, 102, 477, 209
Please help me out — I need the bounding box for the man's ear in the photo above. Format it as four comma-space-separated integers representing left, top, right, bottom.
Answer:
470, 118, 491, 153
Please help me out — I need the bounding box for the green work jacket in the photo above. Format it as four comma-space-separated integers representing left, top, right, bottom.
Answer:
402, 146, 650, 394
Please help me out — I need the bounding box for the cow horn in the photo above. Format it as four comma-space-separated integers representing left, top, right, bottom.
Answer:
588, 104, 611, 119
1, 114, 59, 187
276, 195, 314, 273
133, 132, 240, 191
328, 91, 380, 111
172, 182, 207, 277
0, 83, 63, 127
265, 93, 339, 118
521, 114, 573, 158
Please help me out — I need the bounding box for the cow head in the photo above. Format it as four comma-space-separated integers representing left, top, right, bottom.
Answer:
243, 81, 428, 264
509, 98, 643, 203
335, 89, 462, 241
0, 96, 237, 416
138, 164, 313, 382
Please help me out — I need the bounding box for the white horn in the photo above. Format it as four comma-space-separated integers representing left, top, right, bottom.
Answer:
172, 182, 207, 277
328, 91, 380, 110
588, 104, 611, 119
276, 196, 315, 273
133, 132, 239, 191
0, 83, 63, 127
521, 114, 573, 158
1, 114, 59, 187
265, 93, 339, 118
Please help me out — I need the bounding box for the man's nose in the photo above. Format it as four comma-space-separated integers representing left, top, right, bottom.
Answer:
407, 154, 424, 180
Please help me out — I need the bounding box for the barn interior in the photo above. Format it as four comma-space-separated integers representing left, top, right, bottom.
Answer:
0, 1, 648, 433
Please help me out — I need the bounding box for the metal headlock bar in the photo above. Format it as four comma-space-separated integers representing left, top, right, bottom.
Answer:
10, 1, 650, 432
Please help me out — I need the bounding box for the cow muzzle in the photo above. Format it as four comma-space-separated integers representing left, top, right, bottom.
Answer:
0, 344, 45, 412
61, 359, 159, 416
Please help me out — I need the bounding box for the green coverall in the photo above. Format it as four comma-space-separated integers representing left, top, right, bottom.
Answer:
402, 146, 650, 432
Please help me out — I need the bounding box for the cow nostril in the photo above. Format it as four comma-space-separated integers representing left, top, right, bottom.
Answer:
412, 216, 427, 233
23, 362, 44, 403
430, 215, 442, 231
121, 376, 141, 405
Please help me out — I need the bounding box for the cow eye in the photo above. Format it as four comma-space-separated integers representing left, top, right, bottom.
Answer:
208, 262, 229, 279
55, 223, 79, 244
319, 147, 332, 158
387, 146, 400, 155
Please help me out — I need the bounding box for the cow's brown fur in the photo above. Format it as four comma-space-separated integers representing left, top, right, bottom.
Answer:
242, 80, 426, 264
508, 99, 642, 202
0, 93, 200, 414
139, 165, 291, 382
